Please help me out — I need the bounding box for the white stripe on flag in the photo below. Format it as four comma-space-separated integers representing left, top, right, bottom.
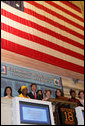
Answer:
1, 30, 84, 67
53, 1, 83, 18
35, 1, 84, 26
1, 15, 84, 55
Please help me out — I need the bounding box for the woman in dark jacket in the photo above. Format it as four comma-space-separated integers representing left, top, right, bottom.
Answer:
37, 90, 43, 100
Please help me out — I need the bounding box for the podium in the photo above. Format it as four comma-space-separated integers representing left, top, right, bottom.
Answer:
48, 97, 78, 125
75, 106, 84, 125
1, 97, 54, 125
1, 97, 84, 125
1, 97, 12, 125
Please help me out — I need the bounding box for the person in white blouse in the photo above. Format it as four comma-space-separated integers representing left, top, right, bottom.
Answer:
4, 86, 13, 99
78, 90, 84, 107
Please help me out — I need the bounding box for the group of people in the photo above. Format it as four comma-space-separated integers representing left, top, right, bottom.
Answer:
4, 83, 84, 107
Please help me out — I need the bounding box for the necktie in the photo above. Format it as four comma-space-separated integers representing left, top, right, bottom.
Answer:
34, 92, 36, 99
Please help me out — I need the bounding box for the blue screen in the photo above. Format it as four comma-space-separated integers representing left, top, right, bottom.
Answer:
19, 101, 51, 125
82, 110, 84, 119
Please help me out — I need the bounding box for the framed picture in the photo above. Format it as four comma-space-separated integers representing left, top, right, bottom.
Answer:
1, 66, 7, 75
54, 79, 61, 87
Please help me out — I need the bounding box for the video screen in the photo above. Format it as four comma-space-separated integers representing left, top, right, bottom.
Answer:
19, 101, 51, 125
82, 110, 84, 119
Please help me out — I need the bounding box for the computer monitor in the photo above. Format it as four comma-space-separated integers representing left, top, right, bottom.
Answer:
12, 97, 54, 125
75, 106, 84, 125
82, 110, 84, 119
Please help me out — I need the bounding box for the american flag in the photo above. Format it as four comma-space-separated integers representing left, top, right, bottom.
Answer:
1, 1, 84, 78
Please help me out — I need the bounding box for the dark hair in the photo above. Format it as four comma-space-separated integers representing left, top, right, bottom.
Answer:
31, 83, 37, 88
37, 90, 43, 94
78, 90, 84, 98
70, 89, 75, 95
4, 86, 12, 96
18, 87, 22, 94
37, 90, 43, 100
55, 89, 64, 98
44, 89, 52, 96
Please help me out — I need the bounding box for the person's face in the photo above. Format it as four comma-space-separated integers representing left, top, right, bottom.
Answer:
71, 92, 76, 98
6, 88, 11, 96
56, 90, 61, 97
22, 88, 28, 95
31, 85, 36, 92
80, 92, 84, 99
38, 91, 42, 95
46, 91, 51, 98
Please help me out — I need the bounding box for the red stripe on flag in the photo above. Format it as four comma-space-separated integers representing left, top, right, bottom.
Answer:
25, 9, 84, 49
1, 38, 84, 74
25, 1, 84, 31
60, 1, 81, 13
1, 23, 84, 61
24, 8, 84, 41
45, 1, 84, 22
1, 9, 84, 49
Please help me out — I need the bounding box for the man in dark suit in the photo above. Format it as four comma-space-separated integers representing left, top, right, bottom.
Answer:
28, 83, 37, 99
